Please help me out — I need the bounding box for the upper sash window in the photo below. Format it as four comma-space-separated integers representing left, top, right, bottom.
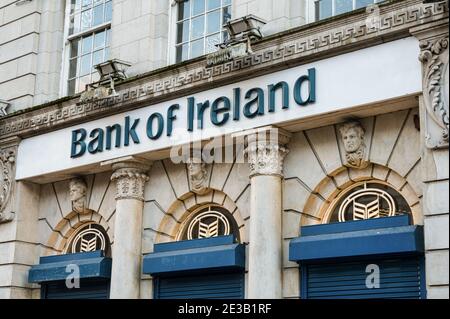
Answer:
175, 0, 232, 63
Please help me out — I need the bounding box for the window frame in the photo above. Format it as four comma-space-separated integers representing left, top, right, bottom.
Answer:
310, 0, 384, 23
169, 0, 232, 65
60, 0, 112, 97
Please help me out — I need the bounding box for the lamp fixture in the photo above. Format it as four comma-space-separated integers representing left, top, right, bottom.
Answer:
80, 59, 131, 103
206, 15, 266, 67
222, 14, 267, 47
218, 14, 267, 53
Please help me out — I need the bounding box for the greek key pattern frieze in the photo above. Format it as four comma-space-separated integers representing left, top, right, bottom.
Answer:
0, 1, 447, 139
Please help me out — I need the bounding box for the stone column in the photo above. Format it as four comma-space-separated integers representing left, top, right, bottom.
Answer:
411, 21, 449, 299
245, 127, 291, 299
108, 158, 151, 299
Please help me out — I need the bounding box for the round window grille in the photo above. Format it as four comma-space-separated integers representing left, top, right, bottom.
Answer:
327, 181, 412, 223
65, 223, 110, 256
178, 206, 239, 241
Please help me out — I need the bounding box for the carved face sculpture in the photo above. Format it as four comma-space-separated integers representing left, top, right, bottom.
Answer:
341, 124, 364, 153
69, 178, 87, 203
188, 162, 204, 179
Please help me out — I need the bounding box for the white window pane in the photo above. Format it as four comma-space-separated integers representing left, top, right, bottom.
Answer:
177, 20, 190, 44
82, 35, 93, 54
190, 38, 204, 58
317, 0, 332, 20
81, 10, 92, 31
176, 44, 189, 63
82, 0, 92, 10
69, 58, 79, 78
222, 6, 231, 24
206, 33, 220, 53
105, 1, 112, 22
80, 54, 92, 76
94, 31, 106, 49
78, 75, 90, 93
104, 47, 110, 60
71, 0, 82, 14
356, 0, 374, 9
93, 49, 104, 67
93, 4, 104, 26
178, 0, 191, 21
70, 38, 81, 57
207, 10, 220, 34
106, 29, 111, 46
70, 13, 81, 35
191, 15, 205, 39
192, 0, 205, 16
68, 78, 77, 95
207, 0, 221, 10
335, 0, 353, 15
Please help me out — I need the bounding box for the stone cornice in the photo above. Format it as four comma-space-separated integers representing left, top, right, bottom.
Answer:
0, 0, 448, 141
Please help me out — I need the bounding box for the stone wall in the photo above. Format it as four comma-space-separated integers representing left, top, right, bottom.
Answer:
282, 107, 424, 298
0, 0, 64, 113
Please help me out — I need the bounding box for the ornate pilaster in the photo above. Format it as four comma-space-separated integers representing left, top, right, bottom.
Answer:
107, 157, 151, 299
243, 127, 291, 299
0, 138, 20, 224
413, 20, 449, 149
245, 127, 291, 178
111, 164, 150, 201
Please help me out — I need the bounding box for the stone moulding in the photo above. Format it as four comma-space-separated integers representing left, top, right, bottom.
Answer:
419, 36, 449, 149
0, 147, 15, 223
0, 1, 448, 140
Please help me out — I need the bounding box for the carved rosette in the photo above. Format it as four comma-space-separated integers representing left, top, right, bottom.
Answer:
0, 148, 15, 223
419, 36, 449, 149
111, 167, 150, 201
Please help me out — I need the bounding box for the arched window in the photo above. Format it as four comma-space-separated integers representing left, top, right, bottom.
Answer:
326, 181, 412, 223
177, 205, 240, 242
65, 223, 111, 257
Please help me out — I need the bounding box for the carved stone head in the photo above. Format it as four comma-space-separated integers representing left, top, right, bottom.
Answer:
69, 178, 88, 214
339, 121, 368, 169
187, 158, 210, 195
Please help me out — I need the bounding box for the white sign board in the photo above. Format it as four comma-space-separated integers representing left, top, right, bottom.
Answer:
16, 37, 422, 180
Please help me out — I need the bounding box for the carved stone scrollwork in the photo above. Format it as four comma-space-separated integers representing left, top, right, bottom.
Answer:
0, 148, 15, 224
111, 162, 151, 201
419, 36, 449, 149
245, 128, 292, 178
187, 157, 210, 195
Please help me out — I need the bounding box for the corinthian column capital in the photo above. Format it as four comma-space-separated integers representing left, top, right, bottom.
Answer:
244, 127, 292, 178
107, 157, 152, 201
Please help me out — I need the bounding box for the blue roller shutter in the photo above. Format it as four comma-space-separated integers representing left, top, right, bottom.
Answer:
155, 272, 245, 299
302, 256, 425, 299
42, 278, 110, 299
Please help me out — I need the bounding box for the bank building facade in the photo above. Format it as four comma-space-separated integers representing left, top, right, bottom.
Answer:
0, 0, 448, 299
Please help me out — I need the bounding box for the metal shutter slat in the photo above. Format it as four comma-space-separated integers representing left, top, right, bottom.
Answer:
156, 272, 244, 299
304, 257, 424, 299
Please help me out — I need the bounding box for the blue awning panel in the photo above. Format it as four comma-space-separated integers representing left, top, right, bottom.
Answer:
29, 251, 112, 283
143, 235, 246, 276
290, 215, 424, 263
